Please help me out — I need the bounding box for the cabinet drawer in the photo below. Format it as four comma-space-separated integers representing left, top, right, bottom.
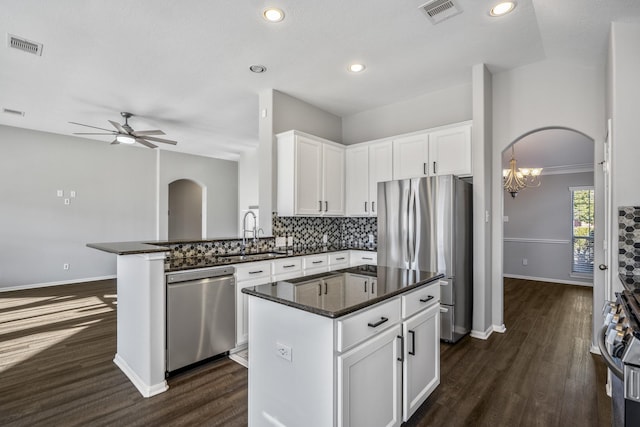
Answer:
329, 252, 349, 270
350, 251, 377, 266
235, 261, 272, 282
401, 281, 440, 319
336, 297, 401, 352
273, 257, 302, 276
303, 254, 328, 270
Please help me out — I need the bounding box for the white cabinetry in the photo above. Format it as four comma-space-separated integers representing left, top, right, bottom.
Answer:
345, 141, 393, 216
337, 325, 403, 427
329, 251, 350, 271
350, 250, 377, 266
392, 122, 472, 180
234, 261, 272, 346
277, 130, 345, 216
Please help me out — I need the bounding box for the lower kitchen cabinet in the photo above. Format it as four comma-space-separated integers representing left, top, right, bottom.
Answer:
402, 303, 440, 421
337, 325, 402, 427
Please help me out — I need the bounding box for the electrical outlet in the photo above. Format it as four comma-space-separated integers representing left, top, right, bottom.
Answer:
63, 263, 70, 270
276, 342, 292, 361
522, 258, 528, 266
287, 236, 293, 246
323, 234, 328, 244
275, 237, 286, 247
368, 234, 374, 243
70, 190, 76, 198
56, 190, 63, 197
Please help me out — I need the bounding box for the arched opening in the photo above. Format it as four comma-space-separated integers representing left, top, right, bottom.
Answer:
168, 179, 204, 240
499, 126, 598, 331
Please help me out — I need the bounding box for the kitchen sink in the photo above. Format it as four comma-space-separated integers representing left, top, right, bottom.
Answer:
218, 251, 288, 262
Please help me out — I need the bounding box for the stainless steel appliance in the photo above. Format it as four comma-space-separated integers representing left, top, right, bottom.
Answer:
378, 175, 472, 343
600, 290, 640, 426
166, 266, 236, 372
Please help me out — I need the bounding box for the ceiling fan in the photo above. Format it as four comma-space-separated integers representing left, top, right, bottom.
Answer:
69, 112, 177, 149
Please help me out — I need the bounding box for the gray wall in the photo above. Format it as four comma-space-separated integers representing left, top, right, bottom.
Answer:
0, 125, 156, 289
168, 179, 203, 240
503, 172, 594, 285
158, 150, 238, 240
341, 83, 472, 144
273, 90, 343, 142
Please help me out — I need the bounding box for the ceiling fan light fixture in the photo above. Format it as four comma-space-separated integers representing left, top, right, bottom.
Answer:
348, 63, 366, 73
490, 1, 516, 17
116, 134, 136, 144
263, 8, 285, 22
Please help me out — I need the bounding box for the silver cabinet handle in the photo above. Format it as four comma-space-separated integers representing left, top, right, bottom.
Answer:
336, 257, 345, 260
397, 335, 405, 362
420, 295, 434, 303
324, 282, 328, 294
408, 330, 416, 356
371, 281, 375, 294
283, 264, 296, 268
318, 283, 322, 296
312, 260, 323, 264
365, 201, 368, 212
363, 257, 373, 260
372, 201, 375, 212
433, 161, 436, 174
249, 270, 263, 274
325, 201, 328, 212
364, 280, 367, 293
423, 162, 427, 175
319, 201, 322, 212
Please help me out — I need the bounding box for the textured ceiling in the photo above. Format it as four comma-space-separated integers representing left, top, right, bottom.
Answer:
1, 0, 640, 160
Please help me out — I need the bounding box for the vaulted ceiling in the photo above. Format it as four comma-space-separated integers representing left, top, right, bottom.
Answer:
1, 0, 639, 160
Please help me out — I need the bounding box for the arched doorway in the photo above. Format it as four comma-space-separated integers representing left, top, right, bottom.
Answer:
168, 179, 204, 240
498, 126, 605, 347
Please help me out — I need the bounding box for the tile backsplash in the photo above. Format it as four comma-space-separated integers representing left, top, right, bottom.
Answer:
619, 206, 640, 275
272, 213, 376, 248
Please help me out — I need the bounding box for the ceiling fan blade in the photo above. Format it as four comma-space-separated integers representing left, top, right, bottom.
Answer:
131, 130, 165, 136
139, 135, 178, 145
135, 137, 158, 149
73, 132, 116, 135
108, 120, 128, 134
69, 121, 115, 132
110, 139, 120, 145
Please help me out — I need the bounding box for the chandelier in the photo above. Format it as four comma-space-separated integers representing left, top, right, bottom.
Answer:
503, 146, 542, 198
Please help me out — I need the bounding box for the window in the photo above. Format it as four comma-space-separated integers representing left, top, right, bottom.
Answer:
570, 187, 594, 275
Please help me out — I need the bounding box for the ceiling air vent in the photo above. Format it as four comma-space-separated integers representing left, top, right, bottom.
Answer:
7, 34, 43, 56
3, 108, 25, 116
419, 0, 462, 24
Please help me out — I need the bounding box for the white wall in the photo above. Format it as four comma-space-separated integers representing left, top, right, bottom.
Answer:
503, 172, 594, 285
491, 58, 605, 343
0, 125, 156, 289
341, 83, 472, 144
609, 23, 640, 292
158, 150, 238, 240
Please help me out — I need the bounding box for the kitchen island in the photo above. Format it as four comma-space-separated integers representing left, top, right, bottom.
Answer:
243, 265, 443, 427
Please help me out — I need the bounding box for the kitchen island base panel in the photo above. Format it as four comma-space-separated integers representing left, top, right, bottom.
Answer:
248, 296, 335, 427
115, 253, 168, 397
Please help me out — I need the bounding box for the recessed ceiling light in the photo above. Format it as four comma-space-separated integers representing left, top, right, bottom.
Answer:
348, 63, 366, 73
490, 1, 516, 16
263, 8, 285, 22
249, 64, 267, 73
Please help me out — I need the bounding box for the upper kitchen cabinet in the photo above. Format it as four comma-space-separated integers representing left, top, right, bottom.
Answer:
392, 122, 472, 180
346, 141, 393, 216
277, 130, 345, 216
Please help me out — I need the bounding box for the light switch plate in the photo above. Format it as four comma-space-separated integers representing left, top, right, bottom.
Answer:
57, 190, 63, 197
276, 342, 292, 361
287, 236, 293, 246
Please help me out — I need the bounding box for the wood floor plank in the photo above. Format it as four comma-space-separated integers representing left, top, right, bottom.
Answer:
0, 278, 609, 426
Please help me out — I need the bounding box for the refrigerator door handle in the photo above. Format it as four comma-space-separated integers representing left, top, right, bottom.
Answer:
408, 185, 416, 267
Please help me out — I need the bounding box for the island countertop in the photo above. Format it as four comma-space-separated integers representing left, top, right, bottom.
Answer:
242, 265, 443, 318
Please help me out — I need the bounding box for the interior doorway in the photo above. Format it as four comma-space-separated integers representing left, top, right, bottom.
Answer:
168, 179, 204, 240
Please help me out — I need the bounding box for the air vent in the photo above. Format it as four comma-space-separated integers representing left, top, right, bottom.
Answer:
419, 0, 462, 24
3, 108, 25, 116
7, 34, 43, 56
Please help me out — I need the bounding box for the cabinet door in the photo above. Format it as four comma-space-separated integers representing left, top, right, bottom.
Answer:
338, 325, 402, 427
369, 141, 393, 216
345, 145, 370, 216
322, 275, 345, 312
323, 143, 346, 215
295, 136, 323, 215
429, 125, 472, 176
236, 275, 272, 346
392, 134, 429, 180
402, 304, 440, 421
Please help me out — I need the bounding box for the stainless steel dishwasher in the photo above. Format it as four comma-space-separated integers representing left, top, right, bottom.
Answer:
166, 266, 236, 373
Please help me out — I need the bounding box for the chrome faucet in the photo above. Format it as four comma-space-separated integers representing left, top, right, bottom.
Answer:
241, 211, 257, 252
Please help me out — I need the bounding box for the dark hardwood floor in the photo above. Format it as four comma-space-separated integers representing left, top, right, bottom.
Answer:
0, 278, 610, 426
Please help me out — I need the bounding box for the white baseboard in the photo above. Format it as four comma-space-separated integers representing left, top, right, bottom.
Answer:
113, 354, 168, 398
470, 324, 507, 340
0, 275, 116, 293
503, 274, 592, 287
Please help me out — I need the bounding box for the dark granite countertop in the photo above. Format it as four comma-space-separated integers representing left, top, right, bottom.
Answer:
86, 242, 170, 255
620, 274, 640, 292
242, 265, 442, 319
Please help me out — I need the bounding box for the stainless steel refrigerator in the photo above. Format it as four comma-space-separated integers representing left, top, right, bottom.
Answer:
377, 175, 472, 343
